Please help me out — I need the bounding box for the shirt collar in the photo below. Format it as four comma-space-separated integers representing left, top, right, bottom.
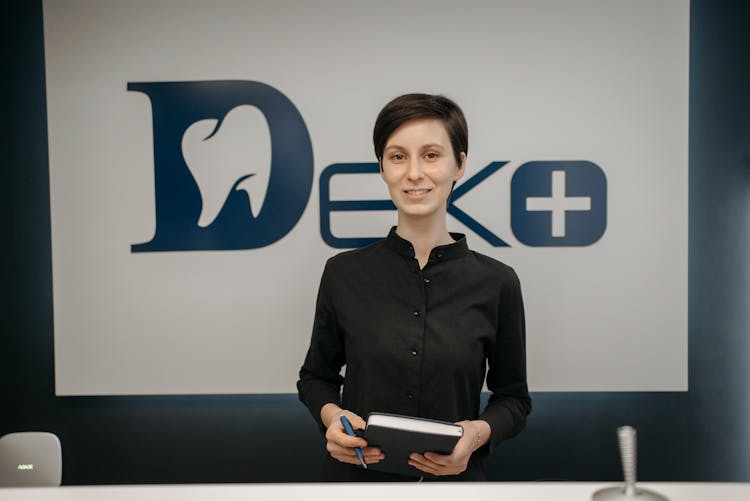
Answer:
384, 226, 469, 262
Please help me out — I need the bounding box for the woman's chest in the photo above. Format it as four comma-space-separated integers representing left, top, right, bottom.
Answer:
332, 264, 499, 370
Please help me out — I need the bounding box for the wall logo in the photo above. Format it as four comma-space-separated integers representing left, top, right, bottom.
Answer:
322, 161, 607, 248
129, 80, 313, 252
130, 80, 606, 251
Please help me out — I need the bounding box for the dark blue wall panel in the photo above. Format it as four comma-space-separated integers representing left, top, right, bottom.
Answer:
1, 0, 748, 483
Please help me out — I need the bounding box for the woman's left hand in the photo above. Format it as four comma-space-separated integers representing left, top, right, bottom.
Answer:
408, 420, 490, 476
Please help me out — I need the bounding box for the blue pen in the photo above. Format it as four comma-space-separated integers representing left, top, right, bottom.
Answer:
339, 415, 367, 469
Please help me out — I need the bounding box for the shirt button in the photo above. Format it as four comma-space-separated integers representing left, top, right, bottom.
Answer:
407, 392, 415, 399
423, 277, 431, 285
413, 310, 420, 317
437, 252, 443, 259
410, 350, 418, 356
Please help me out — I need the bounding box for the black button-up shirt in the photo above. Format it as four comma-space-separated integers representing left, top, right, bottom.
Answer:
297, 228, 531, 480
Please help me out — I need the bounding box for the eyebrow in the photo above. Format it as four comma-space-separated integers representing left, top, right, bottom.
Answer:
384, 143, 446, 151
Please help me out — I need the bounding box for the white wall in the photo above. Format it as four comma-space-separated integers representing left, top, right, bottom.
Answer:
43, 0, 689, 395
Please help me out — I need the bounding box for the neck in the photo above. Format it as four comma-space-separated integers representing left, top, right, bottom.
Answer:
395, 212, 454, 268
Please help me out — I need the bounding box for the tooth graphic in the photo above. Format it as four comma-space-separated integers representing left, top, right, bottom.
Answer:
182, 105, 272, 227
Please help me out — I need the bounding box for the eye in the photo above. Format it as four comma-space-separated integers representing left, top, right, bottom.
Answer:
424, 151, 440, 160
390, 153, 406, 161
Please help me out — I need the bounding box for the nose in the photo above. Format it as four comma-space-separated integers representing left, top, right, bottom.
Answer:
406, 158, 425, 182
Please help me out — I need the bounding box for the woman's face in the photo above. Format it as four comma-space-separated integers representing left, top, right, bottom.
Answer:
380, 118, 466, 221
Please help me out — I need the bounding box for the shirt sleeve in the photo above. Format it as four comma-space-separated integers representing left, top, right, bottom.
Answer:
297, 259, 346, 434
479, 266, 532, 450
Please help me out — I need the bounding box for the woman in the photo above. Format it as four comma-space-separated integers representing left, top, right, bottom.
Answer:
297, 93, 531, 481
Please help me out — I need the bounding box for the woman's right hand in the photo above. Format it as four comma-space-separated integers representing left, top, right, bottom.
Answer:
320, 403, 384, 466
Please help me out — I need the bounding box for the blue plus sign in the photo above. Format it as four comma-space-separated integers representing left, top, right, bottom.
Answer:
511, 161, 607, 246
525, 170, 591, 238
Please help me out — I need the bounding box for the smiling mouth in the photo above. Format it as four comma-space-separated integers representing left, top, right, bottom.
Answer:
404, 188, 431, 196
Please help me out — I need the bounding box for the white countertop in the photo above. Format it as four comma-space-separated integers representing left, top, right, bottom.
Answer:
1, 482, 748, 501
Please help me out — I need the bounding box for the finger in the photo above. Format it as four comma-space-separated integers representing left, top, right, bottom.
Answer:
346, 413, 367, 431
409, 456, 440, 475
411, 453, 465, 475
327, 427, 368, 448
326, 442, 352, 457
409, 453, 440, 471
410, 463, 436, 475
331, 453, 362, 465
328, 442, 381, 462
363, 448, 384, 464
337, 433, 368, 448
330, 447, 381, 466
326, 441, 364, 459
423, 451, 452, 466
411, 452, 449, 468
414, 452, 468, 476
329, 444, 368, 463
409, 457, 462, 477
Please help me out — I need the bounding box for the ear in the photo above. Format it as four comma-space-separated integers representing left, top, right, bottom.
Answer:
379, 160, 385, 181
454, 152, 467, 181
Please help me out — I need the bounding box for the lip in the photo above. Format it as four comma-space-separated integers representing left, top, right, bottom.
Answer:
403, 188, 432, 199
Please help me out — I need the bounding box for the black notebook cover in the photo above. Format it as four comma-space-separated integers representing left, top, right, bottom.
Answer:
362, 412, 463, 478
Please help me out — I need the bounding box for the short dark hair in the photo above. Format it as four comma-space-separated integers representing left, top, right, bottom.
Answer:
373, 93, 468, 167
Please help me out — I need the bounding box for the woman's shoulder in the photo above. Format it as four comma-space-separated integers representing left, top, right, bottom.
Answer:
465, 249, 521, 283
322, 239, 389, 270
